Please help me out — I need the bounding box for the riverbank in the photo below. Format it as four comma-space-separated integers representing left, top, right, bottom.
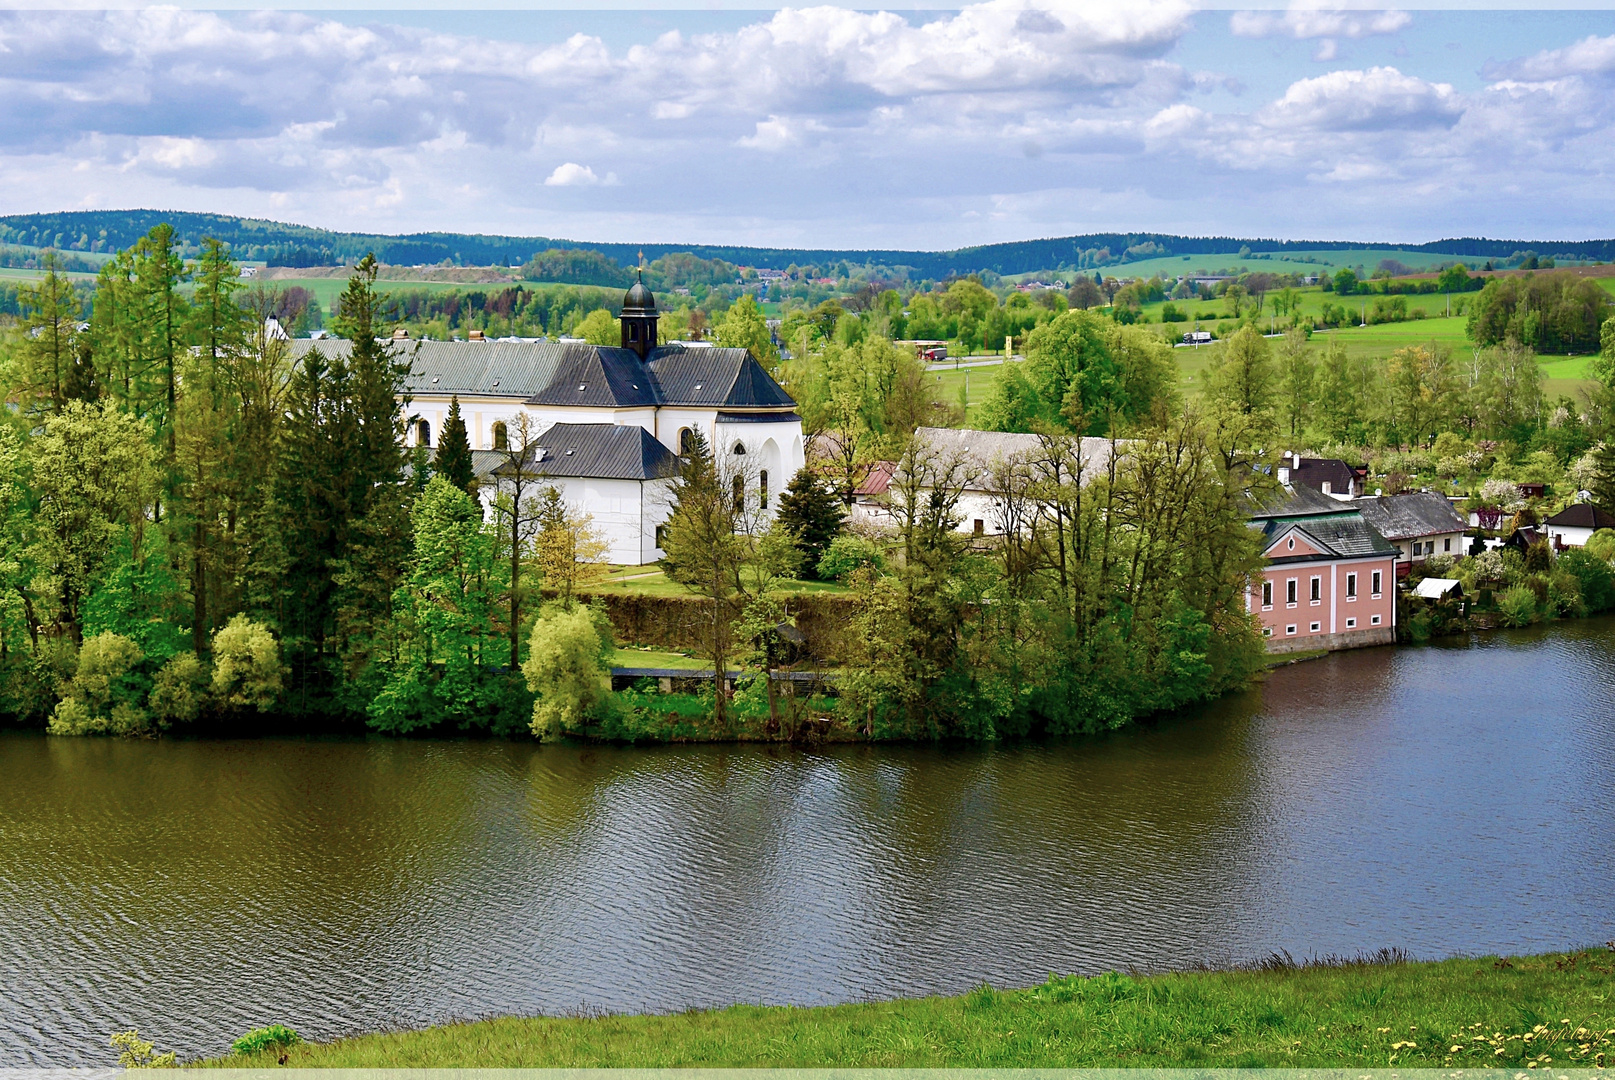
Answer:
209, 948, 1614, 1068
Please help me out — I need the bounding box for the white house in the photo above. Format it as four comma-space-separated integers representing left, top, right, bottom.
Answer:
291, 277, 805, 565
1542, 502, 1615, 549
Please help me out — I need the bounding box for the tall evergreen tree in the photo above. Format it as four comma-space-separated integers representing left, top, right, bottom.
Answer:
15, 252, 82, 417
434, 396, 476, 497
774, 466, 844, 578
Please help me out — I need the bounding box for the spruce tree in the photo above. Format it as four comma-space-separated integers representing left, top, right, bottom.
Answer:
775, 466, 844, 579
434, 395, 476, 497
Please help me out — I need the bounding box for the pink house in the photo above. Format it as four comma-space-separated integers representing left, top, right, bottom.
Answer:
1247, 485, 1400, 653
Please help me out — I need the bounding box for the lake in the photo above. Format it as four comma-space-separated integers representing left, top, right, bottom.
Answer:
2, 618, 1613, 1065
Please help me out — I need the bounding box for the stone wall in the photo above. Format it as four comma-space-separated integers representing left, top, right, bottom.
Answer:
1265, 625, 1394, 654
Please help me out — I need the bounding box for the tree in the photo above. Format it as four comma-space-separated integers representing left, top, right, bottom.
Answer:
980, 310, 1124, 435
486, 413, 549, 666
774, 467, 844, 577
211, 615, 283, 713
715, 294, 779, 369
574, 308, 619, 346
29, 401, 159, 643
1468, 272, 1611, 354
1276, 327, 1315, 439
13, 252, 83, 416
658, 427, 745, 731
1333, 268, 1359, 296
523, 604, 608, 739
434, 396, 476, 497
533, 487, 608, 605
1385, 343, 1454, 447
1207, 325, 1277, 417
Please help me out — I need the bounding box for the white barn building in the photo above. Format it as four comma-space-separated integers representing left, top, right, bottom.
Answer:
293, 277, 805, 565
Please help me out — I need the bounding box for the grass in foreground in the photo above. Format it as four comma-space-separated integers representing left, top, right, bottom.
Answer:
208, 947, 1615, 1068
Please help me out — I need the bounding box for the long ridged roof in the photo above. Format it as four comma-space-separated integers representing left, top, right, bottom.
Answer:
288, 338, 795, 410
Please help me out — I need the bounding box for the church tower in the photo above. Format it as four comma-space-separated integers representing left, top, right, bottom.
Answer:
620, 268, 658, 359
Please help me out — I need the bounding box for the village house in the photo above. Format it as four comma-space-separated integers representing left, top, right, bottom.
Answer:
1542, 502, 1615, 549
1277, 452, 1366, 500
292, 276, 804, 565
1353, 490, 1468, 568
1247, 484, 1399, 652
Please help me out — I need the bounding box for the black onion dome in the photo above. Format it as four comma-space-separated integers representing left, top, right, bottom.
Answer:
622, 275, 656, 314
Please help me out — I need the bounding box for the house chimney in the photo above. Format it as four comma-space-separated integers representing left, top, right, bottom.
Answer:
468, 329, 485, 341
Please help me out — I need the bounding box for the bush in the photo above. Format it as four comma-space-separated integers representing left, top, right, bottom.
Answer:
211, 616, 283, 711
1587, 528, 1615, 563
149, 651, 210, 727
231, 1025, 302, 1058
48, 632, 149, 736
817, 535, 885, 582
1497, 585, 1539, 627
109, 1029, 176, 1069
1557, 548, 1615, 613
523, 604, 608, 739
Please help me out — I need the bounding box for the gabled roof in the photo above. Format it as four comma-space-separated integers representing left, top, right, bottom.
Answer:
1250, 484, 1398, 560
289, 337, 798, 412
1353, 491, 1467, 541
497, 422, 678, 481
913, 426, 1116, 482
1288, 457, 1359, 495
1543, 502, 1615, 530
1413, 577, 1463, 599
647, 344, 796, 408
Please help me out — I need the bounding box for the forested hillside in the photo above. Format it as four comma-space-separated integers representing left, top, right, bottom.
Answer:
3, 209, 1612, 281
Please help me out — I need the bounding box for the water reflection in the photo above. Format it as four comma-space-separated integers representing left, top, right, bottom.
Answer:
2, 620, 1613, 1065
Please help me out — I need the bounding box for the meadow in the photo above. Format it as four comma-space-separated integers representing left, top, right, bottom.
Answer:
207, 946, 1615, 1068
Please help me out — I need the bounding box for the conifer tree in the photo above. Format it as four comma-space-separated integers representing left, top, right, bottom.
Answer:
434, 396, 476, 497
774, 466, 844, 578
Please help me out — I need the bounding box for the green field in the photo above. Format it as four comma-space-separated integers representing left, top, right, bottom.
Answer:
588, 565, 848, 599
207, 946, 1615, 1068
1026, 247, 1474, 285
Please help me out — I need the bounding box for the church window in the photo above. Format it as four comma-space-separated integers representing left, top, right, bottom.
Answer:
733, 441, 746, 456
492, 421, 508, 451
759, 470, 769, 510
416, 419, 432, 447
678, 428, 693, 456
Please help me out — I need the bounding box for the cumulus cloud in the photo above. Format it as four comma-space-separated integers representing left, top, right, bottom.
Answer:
1258, 67, 1460, 132
1230, 5, 1412, 41
0, 5, 1610, 245
544, 162, 604, 186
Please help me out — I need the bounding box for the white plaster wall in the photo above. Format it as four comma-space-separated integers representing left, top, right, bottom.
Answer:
1548, 525, 1595, 548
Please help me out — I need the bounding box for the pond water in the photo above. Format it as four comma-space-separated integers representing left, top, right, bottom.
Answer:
3, 619, 1614, 1066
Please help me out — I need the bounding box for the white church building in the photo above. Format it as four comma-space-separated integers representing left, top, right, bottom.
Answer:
293, 277, 805, 565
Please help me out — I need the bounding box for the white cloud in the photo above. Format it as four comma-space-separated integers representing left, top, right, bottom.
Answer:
1487, 34, 1615, 81
543, 162, 612, 187
1230, 5, 1412, 41
1258, 67, 1460, 132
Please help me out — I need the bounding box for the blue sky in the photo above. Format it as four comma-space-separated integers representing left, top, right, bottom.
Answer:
1, 3, 1613, 250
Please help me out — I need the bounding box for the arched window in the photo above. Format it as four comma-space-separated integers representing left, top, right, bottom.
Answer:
759, 469, 769, 510
417, 419, 432, 447
492, 421, 508, 451
732, 441, 746, 456
678, 428, 694, 456
732, 475, 744, 513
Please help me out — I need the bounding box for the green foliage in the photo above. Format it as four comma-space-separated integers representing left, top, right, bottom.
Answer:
231, 1024, 303, 1058
574, 307, 620, 346
211, 615, 283, 712
522, 248, 631, 287
1586, 527, 1615, 563
816, 535, 884, 582
773, 468, 844, 577
110, 1029, 176, 1069
48, 632, 149, 735
149, 651, 209, 727
523, 604, 608, 739
1467, 272, 1611, 354
1556, 548, 1615, 613
1497, 585, 1540, 627
433, 396, 476, 497
715, 294, 779, 369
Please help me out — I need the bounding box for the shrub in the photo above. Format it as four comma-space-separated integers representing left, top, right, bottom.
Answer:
817, 535, 885, 582
48, 632, 149, 736
109, 1029, 176, 1069
231, 1024, 302, 1058
1470, 548, 1506, 584
1587, 528, 1615, 563
211, 616, 283, 711
1558, 548, 1615, 613
1497, 585, 1539, 627
149, 651, 210, 727
523, 604, 608, 739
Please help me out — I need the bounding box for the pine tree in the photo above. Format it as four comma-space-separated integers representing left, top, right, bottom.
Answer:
775, 467, 844, 579
434, 396, 476, 497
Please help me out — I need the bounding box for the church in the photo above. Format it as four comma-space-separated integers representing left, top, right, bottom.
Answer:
294, 276, 805, 565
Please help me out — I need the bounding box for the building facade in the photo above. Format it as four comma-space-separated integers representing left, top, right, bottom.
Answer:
1353, 490, 1468, 567
1247, 485, 1400, 653
291, 277, 805, 565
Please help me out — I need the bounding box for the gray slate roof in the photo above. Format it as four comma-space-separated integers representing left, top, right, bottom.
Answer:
1353, 491, 1467, 541
289, 338, 795, 410
492, 423, 679, 481
1251, 484, 1399, 560
914, 426, 1116, 483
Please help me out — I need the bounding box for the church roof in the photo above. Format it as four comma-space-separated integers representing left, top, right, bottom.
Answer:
289, 338, 795, 411
519, 423, 680, 480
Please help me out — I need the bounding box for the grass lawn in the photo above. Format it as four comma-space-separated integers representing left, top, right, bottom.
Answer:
606, 645, 707, 670
208, 946, 1615, 1068
589, 565, 848, 598
932, 360, 1011, 423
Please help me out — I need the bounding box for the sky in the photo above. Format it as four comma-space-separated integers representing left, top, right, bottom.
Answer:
1, 2, 1614, 250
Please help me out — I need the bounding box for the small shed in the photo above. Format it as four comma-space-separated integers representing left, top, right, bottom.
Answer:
1412, 577, 1463, 600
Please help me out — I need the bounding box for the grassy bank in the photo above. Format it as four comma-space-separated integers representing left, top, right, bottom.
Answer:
209, 947, 1615, 1068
